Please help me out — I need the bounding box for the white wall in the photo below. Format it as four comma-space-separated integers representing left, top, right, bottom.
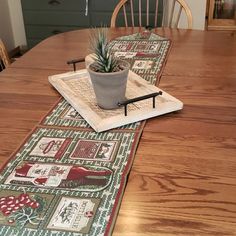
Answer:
183, 0, 207, 30
8, 0, 27, 48
165, 0, 207, 30
0, 0, 26, 51
0, 0, 15, 50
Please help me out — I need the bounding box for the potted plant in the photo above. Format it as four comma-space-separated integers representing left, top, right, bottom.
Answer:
87, 27, 130, 110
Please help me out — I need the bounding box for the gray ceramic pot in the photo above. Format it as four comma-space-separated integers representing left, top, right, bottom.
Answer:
87, 60, 130, 110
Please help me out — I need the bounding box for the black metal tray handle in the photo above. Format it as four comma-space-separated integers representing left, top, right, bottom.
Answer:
118, 92, 163, 116
67, 58, 85, 72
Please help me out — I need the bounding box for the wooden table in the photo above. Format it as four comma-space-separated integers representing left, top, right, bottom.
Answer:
0, 28, 236, 235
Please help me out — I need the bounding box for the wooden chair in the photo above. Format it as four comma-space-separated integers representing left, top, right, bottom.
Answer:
110, 0, 193, 29
0, 39, 11, 70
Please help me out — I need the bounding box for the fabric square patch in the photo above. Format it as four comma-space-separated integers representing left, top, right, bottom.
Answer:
70, 140, 119, 162
147, 42, 160, 51
135, 44, 147, 50
132, 60, 154, 70
111, 42, 133, 51
0, 190, 54, 230
114, 51, 137, 59
29, 137, 72, 159
47, 197, 100, 233
60, 106, 83, 121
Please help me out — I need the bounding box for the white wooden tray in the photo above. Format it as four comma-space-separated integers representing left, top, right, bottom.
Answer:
49, 69, 183, 132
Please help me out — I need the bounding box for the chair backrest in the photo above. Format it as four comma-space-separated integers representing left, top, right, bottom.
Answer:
110, 0, 193, 29
0, 39, 11, 70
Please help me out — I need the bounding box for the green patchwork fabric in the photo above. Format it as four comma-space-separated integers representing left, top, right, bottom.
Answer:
0, 33, 171, 235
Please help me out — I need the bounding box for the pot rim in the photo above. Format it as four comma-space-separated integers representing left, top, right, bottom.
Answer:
87, 59, 130, 76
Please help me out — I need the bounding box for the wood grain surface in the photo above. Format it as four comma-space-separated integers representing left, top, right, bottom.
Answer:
0, 28, 236, 235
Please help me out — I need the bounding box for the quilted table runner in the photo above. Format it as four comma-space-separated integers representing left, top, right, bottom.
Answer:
0, 33, 171, 236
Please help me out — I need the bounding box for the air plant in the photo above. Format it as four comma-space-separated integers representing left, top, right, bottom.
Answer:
89, 27, 119, 73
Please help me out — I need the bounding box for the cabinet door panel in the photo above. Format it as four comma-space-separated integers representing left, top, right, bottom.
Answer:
21, 0, 86, 11
23, 11, 89, 26
25, 25, 82, 39
90, 0, 117, 11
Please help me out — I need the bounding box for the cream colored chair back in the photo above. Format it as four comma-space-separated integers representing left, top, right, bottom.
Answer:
110, 0, 193, 29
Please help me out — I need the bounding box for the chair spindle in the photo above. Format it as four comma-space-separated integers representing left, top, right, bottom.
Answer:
154, 0, 159, 27
146, 0, 149, 26
139, 0, 142, 27
175, 6, 183, 28
169, 0, 176, 27
130, 0, 134, 27
123, 4, 128, 27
